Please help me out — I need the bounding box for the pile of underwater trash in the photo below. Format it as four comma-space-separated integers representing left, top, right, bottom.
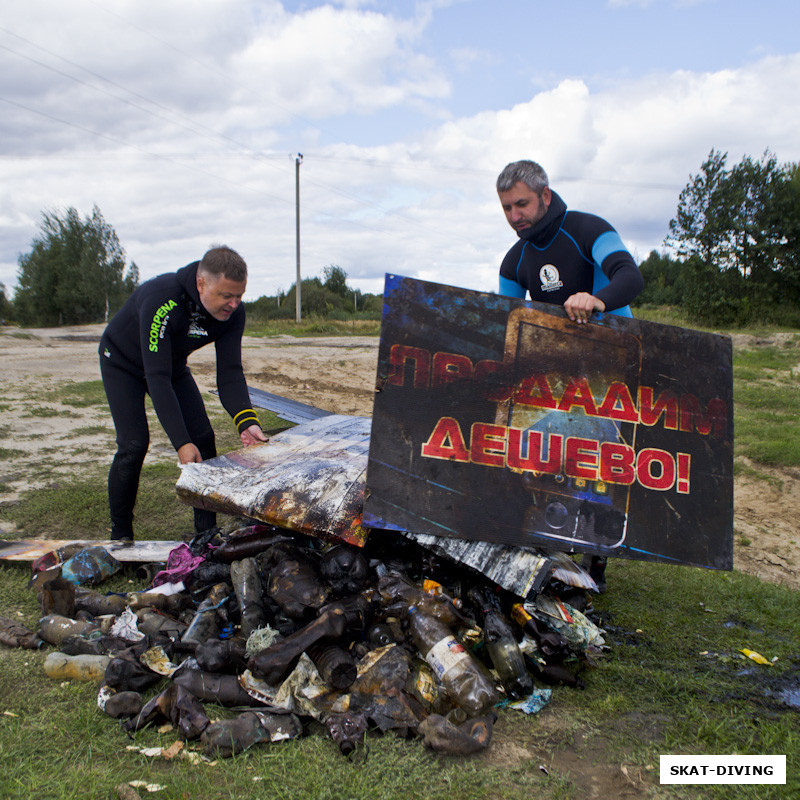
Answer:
2, 521, 607, 758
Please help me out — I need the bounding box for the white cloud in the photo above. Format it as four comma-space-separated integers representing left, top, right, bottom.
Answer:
1, 2, 799, 304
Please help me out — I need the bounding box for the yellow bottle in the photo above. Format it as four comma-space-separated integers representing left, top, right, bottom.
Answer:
43, 652, 110, 682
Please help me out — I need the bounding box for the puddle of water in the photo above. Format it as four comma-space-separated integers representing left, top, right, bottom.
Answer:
773, 683, 800, 709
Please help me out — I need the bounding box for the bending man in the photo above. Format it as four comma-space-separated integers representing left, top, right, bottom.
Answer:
99, 245, 266, 541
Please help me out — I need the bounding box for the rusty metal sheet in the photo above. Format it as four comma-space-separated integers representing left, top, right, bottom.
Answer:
176, 414, 372, 547
363, 274, 734, 569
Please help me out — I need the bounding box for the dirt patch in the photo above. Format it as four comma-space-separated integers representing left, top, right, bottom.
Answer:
478, 710, 662, 797
1, 323, 799, 596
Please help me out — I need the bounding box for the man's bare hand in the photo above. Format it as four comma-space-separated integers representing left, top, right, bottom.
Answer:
564, 292, 605, 324
177, 443, 203, 464
241, 424, 268, 447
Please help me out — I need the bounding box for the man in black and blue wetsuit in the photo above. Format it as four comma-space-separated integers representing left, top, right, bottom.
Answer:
99, 245, 266, 542
496, 160, 644, 589
497, 159, 642, 323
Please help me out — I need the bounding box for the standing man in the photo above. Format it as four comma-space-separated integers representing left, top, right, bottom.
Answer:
497, 159, 642, 321
99, 245, 267, 542
496, 160, 643, 589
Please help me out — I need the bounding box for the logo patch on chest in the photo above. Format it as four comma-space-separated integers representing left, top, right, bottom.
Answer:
539, 264, 563, 293
188, 321, 209, 339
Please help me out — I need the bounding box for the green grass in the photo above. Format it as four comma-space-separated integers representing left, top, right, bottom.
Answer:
244, 317, 381, 338
733, 342, 800, 466
0, 461, 194, 541
0, 447, 25, 460
60, 425, 111, 439
47, 380, 108, 408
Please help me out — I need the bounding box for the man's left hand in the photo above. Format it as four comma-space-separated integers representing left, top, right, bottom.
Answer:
241, 424, 268, 447
564, 292, 605, 324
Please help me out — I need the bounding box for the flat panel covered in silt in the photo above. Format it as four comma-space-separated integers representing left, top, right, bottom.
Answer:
176, 414, 371, 547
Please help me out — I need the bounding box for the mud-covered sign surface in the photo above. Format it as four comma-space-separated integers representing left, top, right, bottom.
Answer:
364, 275, 733, 569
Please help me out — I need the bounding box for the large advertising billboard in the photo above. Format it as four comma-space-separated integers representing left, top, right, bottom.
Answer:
363, 275, 733, 569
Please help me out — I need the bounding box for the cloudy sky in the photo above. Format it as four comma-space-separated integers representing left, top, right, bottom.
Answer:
2, 0, 799, 302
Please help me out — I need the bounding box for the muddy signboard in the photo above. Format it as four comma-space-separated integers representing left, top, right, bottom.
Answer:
364, 275, 733, 569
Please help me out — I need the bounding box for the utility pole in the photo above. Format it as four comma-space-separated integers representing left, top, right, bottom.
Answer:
295, 153, 303, 323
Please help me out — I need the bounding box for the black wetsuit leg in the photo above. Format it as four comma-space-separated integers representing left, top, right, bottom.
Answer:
100, 355, 149, 540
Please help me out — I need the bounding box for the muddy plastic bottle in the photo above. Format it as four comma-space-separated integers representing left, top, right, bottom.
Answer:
38, 614, 97, 647
195, 638, 247, 674
469, 590, 532, 701
44, 651, 111, 681
230, 558, 267, 639
74, 588, 127, 617
378, 572, 467, 628
0, 616, 42, 650
181, 583, 229, 645
307, 642, 357, 690
263, 542, 330, 619
136, 608, 188, 640
173, 668, 262, 707
320, 545, 370, 596
247, 594, 372, 684
210, 526, 292, 563
322, 711, 368, 756
407, 606, 499, 718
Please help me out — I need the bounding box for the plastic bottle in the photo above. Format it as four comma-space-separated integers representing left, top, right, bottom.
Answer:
263, 542, 330, 619
247, 594, 372, 685
38, 614, 97, 647
307, 642, 357, 690
378, 572, 468, 628
322, 711, 368, 756
407, 606, 499, 718
181, 582, 229, 644
74, 588, 127, 617
195, 638, 247, 674
469, 590, 533, 701
210, 526, 291, 563
230, 558, 267, 639
0, 616, 42, 650
43, 651, 110, 681
173, 668, 263, 707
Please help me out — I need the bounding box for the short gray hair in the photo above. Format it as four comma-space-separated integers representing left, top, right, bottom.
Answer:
199, 245, 247, 282
496, 160, 549, 194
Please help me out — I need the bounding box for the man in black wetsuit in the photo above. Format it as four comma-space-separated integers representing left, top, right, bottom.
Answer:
497, 159, 642, 322
496, 160, 644, 589
99, 245, 266, 541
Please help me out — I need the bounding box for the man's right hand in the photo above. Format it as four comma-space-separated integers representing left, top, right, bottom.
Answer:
177, 443, 203, 464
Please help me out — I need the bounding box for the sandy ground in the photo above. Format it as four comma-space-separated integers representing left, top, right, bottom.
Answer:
0, 323, 798, 592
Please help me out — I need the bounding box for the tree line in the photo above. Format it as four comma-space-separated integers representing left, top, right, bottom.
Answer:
5, 149, 800, 328
635, 149, 800, 326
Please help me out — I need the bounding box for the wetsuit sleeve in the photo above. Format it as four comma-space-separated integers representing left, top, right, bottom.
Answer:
214, 306, 261, 435
499, 275, 527, 298
499, 242, 528, 297
137, 295, 193, 451
590, 231, 643, 312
